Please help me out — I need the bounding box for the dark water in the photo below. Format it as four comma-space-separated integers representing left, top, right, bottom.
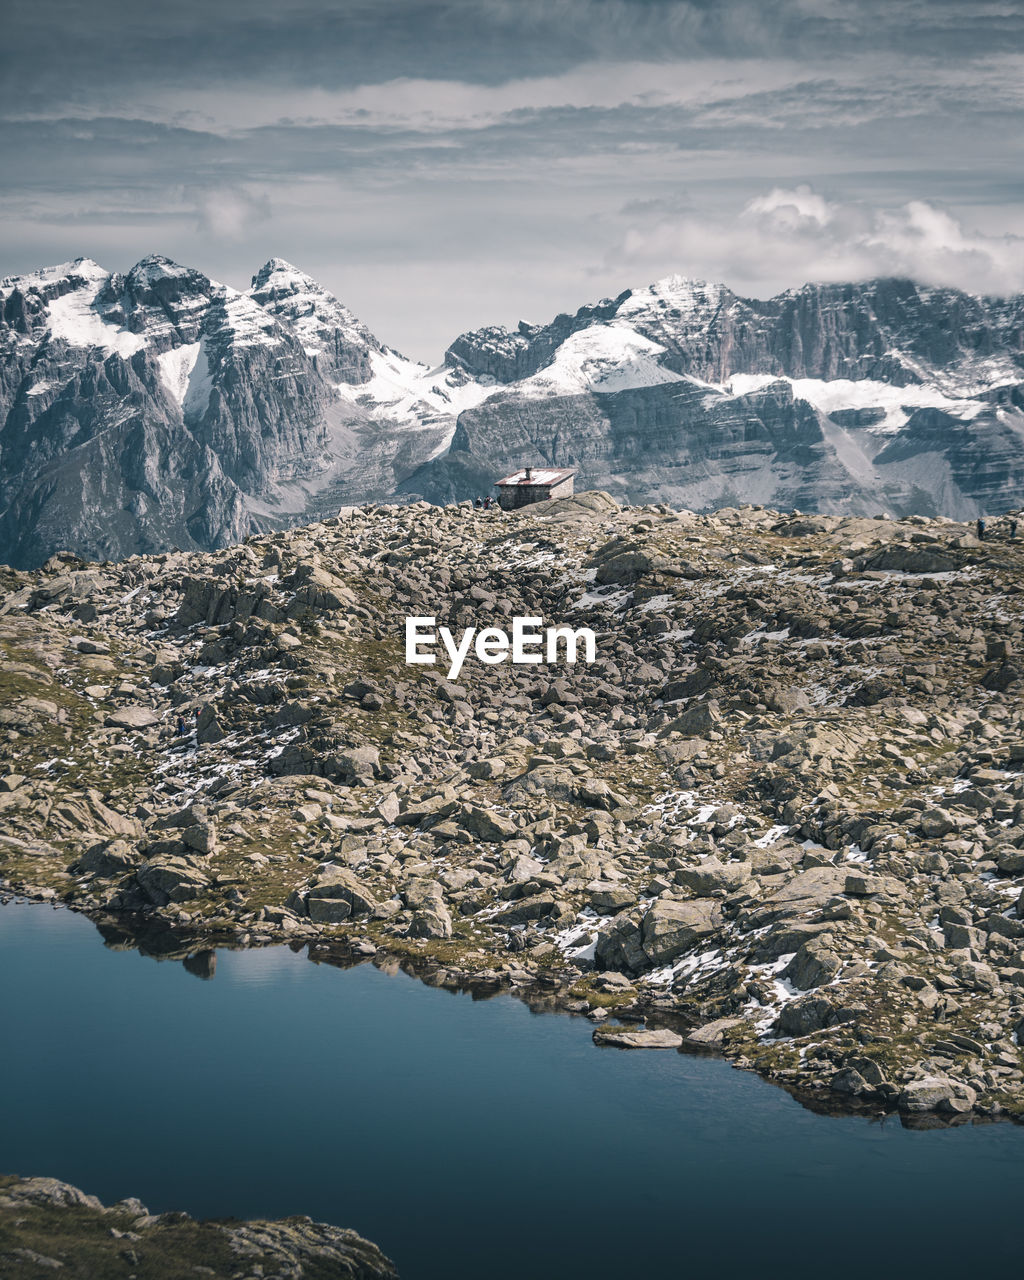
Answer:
2, 901, 1022, 1279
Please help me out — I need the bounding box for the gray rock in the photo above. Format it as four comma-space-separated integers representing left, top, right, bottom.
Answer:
675, 856, 750, 895
196, 704, 226, 744
641, 898, 722, 965
898, 1076, 976, 1114
457, 803, 517, 842
312, 866, 378, 916
775, 996, 836, 1037
104, 706, 160, 730
136, 857, 210, 905
307, 895, 353, 924
781, 937, 842, 990
593, 1027, 683, 1049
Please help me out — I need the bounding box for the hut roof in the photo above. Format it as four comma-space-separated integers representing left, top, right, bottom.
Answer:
494, 467, 576, 488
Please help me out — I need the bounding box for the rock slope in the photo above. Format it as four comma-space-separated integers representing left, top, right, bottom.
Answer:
2, 495, 1024, 1122
0, 1175, 397, 1278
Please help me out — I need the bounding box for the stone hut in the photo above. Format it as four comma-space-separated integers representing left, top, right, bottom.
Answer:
494, 466, 576, 511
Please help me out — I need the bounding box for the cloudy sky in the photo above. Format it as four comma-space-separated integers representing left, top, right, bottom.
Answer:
2, 0, 1023, 360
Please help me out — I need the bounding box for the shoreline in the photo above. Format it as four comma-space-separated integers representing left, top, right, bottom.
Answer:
2, 890, 1016, 1132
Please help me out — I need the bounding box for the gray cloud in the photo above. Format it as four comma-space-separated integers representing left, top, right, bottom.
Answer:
0, 1, 1021, 360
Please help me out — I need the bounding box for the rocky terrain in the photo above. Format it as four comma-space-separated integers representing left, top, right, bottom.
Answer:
2, 493, 1024, 1124
3, 259, 1023, 569
0, 1175, 397, 1278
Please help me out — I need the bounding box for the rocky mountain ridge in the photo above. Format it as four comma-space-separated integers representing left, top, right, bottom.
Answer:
2, 493, 1024, 1123
411, 275, 1024, 514
2, 257, 1023, 569
0, 255, 456, 569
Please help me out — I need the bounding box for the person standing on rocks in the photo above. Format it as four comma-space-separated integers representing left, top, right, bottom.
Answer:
977, 516, 987, 541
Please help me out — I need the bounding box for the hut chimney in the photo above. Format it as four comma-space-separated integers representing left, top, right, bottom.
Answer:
525, 466, 532, 481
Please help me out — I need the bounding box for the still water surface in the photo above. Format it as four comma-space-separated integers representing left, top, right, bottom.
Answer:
2, 900, 1022, 1278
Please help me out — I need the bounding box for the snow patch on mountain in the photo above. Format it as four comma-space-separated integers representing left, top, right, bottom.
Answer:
45, 272, 146, 358
339, 348, 495, 431
157, 343, 202, 407
247, 259, 381, 363
517, 325, 686, 397
616, 275, 724, 321
182, 340, 215, 419
0, 257, 108, 297
214, 290, 284, 349
725, 373, 987, 433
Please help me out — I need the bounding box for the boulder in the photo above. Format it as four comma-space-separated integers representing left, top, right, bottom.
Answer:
750, 866, 847, 925
661, 700, 722, 738
685, 1017, 745, 1046
136, 857, 210, 905
334, 746, 380, 784
594, 910, 648, 972
593, 1027, 683, 1049
775, 996, 836, 1037
408, 902, 453, 939
311, 865, 378, 916
641, 898, 721, 965
104, 706, 160, 730
493, 894, 571, 925
897, 1076, 976, 1114
196, 703, 226, 744
457, 803, 517, 842
587, 880, 637, 913
307, 896, 352, 924
675, 856, 750, 895
71, 839, 139, 877
781, 937, 842, 990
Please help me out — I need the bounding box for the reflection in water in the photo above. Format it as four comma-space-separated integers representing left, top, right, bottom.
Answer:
182, 950, 216, 980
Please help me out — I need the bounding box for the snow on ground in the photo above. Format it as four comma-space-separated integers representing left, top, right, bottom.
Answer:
0, 257, 108, 297
247, 259, 381, 360
182, 339, 214, 418
615, 275, 724, 320
215, 289, 284, 348
724, 373, 988, 435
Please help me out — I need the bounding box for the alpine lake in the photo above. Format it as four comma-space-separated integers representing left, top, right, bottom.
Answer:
2, 899, 1022, 1279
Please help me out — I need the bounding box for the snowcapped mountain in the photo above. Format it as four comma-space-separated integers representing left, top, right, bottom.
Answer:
0, 256, 454, 567
406, 274, 1024, 516
1, 257, 1022, 568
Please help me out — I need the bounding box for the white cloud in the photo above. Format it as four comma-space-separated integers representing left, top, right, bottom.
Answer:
610, 187, 1024, 296
187, 185, 270, 240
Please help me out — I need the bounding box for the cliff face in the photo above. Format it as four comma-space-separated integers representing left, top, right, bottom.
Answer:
445, 276, 1024, 388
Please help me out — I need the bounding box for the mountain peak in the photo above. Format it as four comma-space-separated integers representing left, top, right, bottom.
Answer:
617, 274, 726, 318
127, 254, 204, 286
250, 258, 318, 291
1, 257, 108, 295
